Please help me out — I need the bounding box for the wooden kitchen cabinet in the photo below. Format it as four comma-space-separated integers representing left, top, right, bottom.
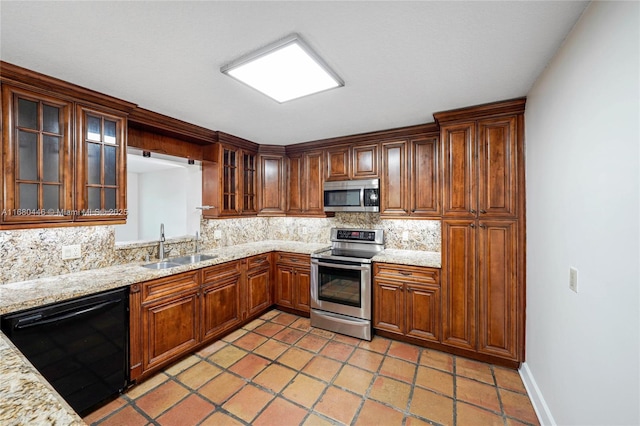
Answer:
274, 252, 311, 315
286, 150, 325, 216
244, 254, 272, 318
351, 143, 379, 178
410, 136, 440, 216
325, 143, 379, 181
379, 132, 440, 218
1, 63, 133, 228
325, 145, 350, 181
441, 219, 520, 360
258, 150, 286, 216
436, 98, 525, 365
373, 263, 441, 343
1, 85, 74, 225
441, 220, 476, 351
439, 112, 519, 219
441, 122, 476, 218
202, 133, 259, 218
477, 220, 519, 360
200, 261, 242, 342
380, 139, 409, 216
137, 271, 200, 375
75, 105, 127, 222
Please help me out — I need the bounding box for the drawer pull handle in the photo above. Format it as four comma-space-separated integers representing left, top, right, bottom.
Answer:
400, 271, 412, 276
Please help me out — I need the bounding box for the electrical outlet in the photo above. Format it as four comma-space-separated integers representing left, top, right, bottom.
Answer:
301, 227, 308, 235
569, 267, 578, 293
213, 230, 222, 240
402, 231, 409, 241
62, 244, 81, 260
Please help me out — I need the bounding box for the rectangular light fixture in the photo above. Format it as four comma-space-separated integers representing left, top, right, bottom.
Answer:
221, 33, 344, 103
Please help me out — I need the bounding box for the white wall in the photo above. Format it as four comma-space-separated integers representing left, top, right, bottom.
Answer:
185, 162, 203, 237
139, 167, 188, 240
524, 2, 639, 425
114, 172, 139, 241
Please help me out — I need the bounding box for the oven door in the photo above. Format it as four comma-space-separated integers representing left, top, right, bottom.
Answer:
311, 258, 371, 320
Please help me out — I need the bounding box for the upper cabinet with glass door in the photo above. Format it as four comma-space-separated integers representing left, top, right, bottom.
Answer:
201, 133, 259, 218
1, 85, 74, 225
75, 105, 127, 222
1, 62, 134, 228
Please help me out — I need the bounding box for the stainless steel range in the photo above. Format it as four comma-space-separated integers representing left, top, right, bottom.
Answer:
310, 228, 384, 340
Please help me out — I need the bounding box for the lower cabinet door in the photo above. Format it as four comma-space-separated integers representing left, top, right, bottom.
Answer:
246, 267, 271, 317
142, 291, 199, 371
201, 275, 242, 341
275, 264, 295, 309
442, 220, 476, 350
406, 284, 440, 342
295, 267, 311, 313
477, 220, 519, 360
373, 279, 404, 335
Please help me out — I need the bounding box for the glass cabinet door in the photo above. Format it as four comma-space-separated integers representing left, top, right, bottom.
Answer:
221, 147, 238, 214
1, 86, 73, 224
243, 152, 256, 214
76, 105, 126, 221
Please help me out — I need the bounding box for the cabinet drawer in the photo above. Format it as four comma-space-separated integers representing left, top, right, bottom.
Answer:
202, 260, 242, 284
142, 271, 200, 303
374, 263, 439, 285
275, 252, 309, 265
246, 253, 271, 271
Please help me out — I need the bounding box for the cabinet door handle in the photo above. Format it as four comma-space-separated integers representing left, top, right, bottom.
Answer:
470, 209, 476, 214
480, 209, 487, 214
470, 223, 476, 228
479, 224, 486, 228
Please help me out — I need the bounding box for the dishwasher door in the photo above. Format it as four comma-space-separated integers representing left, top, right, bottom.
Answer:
1, 287, 129, 416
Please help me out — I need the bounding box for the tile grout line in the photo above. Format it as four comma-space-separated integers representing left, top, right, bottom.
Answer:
87, 310, 537, 426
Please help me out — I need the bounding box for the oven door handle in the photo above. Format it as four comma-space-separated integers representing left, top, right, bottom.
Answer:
313, 260, 368, 271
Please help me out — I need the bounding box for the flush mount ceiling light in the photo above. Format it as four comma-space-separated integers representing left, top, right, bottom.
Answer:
221, 33, 344, 103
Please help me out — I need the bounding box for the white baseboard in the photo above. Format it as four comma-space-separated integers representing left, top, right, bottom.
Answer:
519, 362, 556, 426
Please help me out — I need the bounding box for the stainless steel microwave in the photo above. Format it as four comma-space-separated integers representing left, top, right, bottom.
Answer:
323, 179, 380, 212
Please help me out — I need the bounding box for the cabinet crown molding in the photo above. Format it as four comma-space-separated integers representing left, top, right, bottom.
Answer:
433, 97, 526, 124
0, 61, 137, 113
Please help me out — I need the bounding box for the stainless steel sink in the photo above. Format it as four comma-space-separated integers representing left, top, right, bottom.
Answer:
170, 254, 217, 265
142, 261, 181, 270
142, 254, 217, 269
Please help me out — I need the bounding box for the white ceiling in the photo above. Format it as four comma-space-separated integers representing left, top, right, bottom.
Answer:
0, 1, 588, 146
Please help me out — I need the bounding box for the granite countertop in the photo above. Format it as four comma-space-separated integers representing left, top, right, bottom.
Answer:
0, 241, 440, 424
0, 240, 329, 316
372, 248, 441, 268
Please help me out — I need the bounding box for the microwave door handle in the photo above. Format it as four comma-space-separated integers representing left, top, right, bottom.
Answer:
314, 261, 367, 271
360, 188, 365, 207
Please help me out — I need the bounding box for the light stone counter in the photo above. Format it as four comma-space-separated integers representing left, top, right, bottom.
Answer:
0, 240, 438, 424
372, 249, 441, 268
0, 240, 328, 425
0, 240, 329, 316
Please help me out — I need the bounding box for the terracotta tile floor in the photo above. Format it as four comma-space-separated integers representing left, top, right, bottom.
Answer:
84, 310, 539, 426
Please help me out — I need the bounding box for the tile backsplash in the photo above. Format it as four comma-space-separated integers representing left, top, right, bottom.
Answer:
0, 214, 440, 284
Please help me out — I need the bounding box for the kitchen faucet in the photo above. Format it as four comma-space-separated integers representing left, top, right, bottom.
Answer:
194, 231, 200, 254
158, 223, 167, 260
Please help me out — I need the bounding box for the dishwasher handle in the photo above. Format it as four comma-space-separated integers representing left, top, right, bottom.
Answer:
14, 298, 123, 330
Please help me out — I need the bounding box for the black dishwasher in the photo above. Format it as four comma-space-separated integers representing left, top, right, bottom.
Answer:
1, 287, 129, 416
